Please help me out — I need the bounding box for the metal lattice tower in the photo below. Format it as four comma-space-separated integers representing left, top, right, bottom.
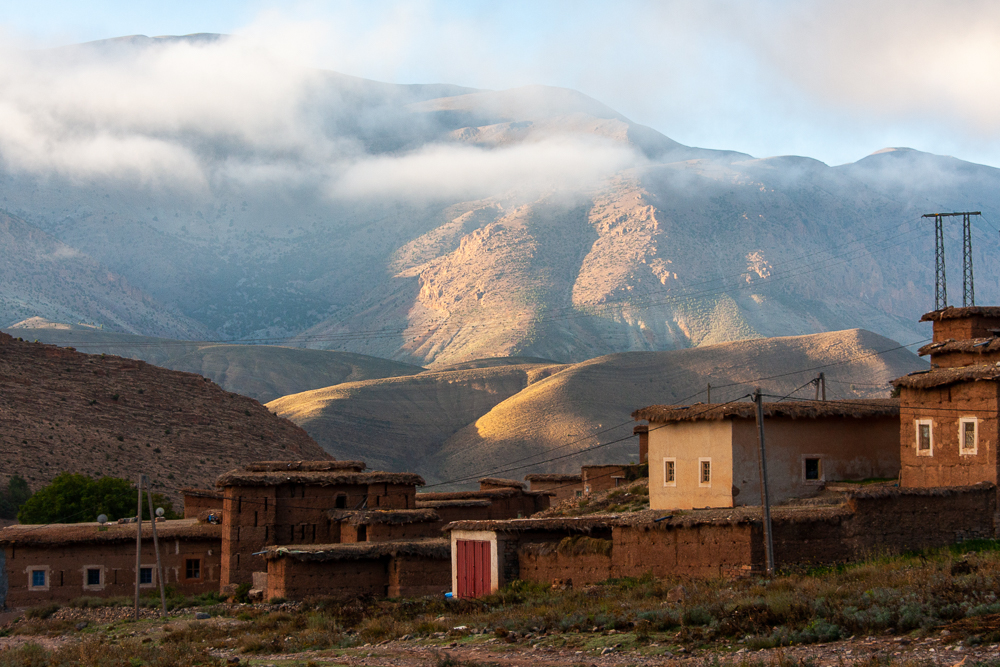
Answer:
922, 211, 981, 310
963, 213, 975, 307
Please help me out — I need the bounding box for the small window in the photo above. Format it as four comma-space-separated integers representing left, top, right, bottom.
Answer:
575, 490, 582, 498
335, 494, 347, 509
698, 458, 712, 487
86, 568, 101, 586
960, 418, 978, 455
663, 458, 676, 487
140, 567, 153, 585
805, 458, 821, 481
31, 570, 46, 588
916, 420, 933, 456
185, 559, 201, 580
357, 525, 367, 542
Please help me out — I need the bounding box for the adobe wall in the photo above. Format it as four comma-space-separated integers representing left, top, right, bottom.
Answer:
487, 494, 548, 520
526, 480, 582, 505
3, 538, 220, 608
221, 486, 277, 588
266, 557, 389, 600
612, 523, 754, 578
899, 384, 999, 488
387, 556, 451, 597
929, 350, 1000, 369
429, 505, 491, 524
183, 493, 223, 519
518, 545, 612, 586
731, 416, 900, 505
582, 466, 629, 495
340, 521, 438, 543
648, 420, 735, 510
933, 316, 1000, 343
367, 483, 417, 510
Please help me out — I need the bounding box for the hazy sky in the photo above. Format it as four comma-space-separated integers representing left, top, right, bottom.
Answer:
2, 0, 999, 168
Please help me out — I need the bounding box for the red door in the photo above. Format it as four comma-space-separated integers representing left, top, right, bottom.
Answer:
456, 539, 491, 598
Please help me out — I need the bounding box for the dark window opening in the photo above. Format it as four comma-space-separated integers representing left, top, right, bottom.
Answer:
335, 494, 347, 509
86, 568, 101, 586
139, 567, 153, 585
186, 559, 201, 580
805, 458, 821, 481
918, 423, 932, 451
357, 525, 367, 541
254, 511, 258, 527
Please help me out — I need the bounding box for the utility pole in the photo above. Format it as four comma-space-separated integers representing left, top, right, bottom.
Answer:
922, 211, 981, 310
134, 476, 143, 621
143, 475, 167, 617
753, 389, 776, 576
814, 373, 826, 401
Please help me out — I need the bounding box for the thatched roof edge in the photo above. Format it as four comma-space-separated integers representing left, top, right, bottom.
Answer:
263, 538, 449, 562
847, 481, 995, 500
633, 399, 898, 423
216, 470, 424, 488
525, 474, 582, 483
918, 338, 1000, 356
242, 460, 366, 472
415, 499, 491, 509
479, 477, 525, 489
921, 306, 1000, 322
892, 365, 1000, 390
327, 508, 439, 525
0, 519, 220, 547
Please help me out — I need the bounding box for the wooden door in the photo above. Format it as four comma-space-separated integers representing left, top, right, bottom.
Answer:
456, 539, 491, 598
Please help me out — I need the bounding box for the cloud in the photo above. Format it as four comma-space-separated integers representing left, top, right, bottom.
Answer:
330, 136, 643, 201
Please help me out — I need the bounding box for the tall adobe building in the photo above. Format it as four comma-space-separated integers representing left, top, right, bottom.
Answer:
893, 307, 1000, 488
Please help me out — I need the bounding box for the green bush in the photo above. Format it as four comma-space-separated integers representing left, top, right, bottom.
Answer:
17, 473, 179, 523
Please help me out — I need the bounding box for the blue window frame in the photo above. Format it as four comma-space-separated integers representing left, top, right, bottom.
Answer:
31, 570, 46, 587
140, 568, 153, 585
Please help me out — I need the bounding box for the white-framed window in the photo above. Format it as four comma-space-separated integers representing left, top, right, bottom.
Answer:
959, 417, 978, 456
802, 456, 824, 483
915, 419, 934, 456
27, 566, 50, 591
139, 565, 156, 588
698, 457, 712, 487
82, 565, 105, 591
663, 458, 677, 487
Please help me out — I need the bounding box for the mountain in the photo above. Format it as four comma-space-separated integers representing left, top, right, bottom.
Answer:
0, 332, 328, 501
3, 319, 424, 403
1, 34, 996, 366
267, 329, 926, 485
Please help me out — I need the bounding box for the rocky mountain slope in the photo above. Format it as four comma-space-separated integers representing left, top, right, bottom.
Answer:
0, 332, 329, 502
3, 319, 424, 403
267, 328, 926, 486
2, 35, 998, 367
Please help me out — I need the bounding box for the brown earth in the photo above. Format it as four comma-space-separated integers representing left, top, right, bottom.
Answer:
269, 328, 925, 485
0, 332, 329, 504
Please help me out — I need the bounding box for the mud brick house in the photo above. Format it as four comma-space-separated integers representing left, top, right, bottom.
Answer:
182, 488, 224, 519
581, 465, 630, 495
216, 460, 424, 589
635, 424, 649, 464
263, 539, 450, 600
524, 474, 584, 504
894, 307, 1000, 492
447, 483, 995, 598
0, 518, 221, 608
415, 477, 550, 522
632, 400, 900, 510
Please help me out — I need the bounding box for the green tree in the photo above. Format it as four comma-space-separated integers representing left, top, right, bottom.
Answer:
16, 473, 179, 524
0, 474, 31, 519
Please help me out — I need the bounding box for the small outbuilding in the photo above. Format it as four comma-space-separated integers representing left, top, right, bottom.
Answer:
633, 399, 900, 510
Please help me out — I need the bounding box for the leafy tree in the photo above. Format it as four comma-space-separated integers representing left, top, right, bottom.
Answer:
0, 474, 31, 519
16, 473, 179, 524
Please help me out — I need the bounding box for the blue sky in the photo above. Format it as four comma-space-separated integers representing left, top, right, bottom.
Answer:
3, 0, 1000, 168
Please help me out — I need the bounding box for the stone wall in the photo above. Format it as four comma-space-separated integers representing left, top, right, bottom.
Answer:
3, 538, 220, 608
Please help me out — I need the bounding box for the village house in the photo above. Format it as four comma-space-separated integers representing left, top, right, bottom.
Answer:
414, 477, 550, 522
0, 518, 221, 608
524, 474, 583, 504
447, 483, 995, 598
632, 400, 900, 510
894, 306, 1000, 492
181, 488, 224, 519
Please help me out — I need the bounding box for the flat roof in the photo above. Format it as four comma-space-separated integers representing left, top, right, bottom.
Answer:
921, 306, 1000, 322
0, 518, 220, 547
263, 538, 449, 562
327, 508, 438, 526
216, 470, 424, 488
632, 399, 898, 423
893, 364, 1000, 390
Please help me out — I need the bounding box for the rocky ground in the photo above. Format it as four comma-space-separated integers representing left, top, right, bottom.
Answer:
3, 604, 998, 667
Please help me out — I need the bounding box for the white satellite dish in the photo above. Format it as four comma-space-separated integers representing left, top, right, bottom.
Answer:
155, 507, 165, 518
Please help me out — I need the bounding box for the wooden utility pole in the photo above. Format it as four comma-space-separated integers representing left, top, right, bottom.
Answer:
814, 373, 826, 401
134, 476, 143, 620
143, 475, 167, 617
753, 389, 776, 576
